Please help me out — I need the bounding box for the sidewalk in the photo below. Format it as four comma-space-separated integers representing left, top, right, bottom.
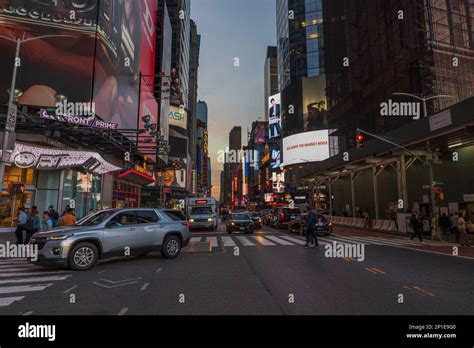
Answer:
334, 225, 474, 259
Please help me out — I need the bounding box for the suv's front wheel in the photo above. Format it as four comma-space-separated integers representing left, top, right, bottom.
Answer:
68, 242, 99, 271
162, 235, 182, 259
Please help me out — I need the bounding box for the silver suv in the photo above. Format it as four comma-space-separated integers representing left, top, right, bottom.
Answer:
28, 208, 190, 271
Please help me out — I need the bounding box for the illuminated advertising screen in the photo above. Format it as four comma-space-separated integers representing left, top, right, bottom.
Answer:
0, 0, 155, 132
271, 149, 281, 169
254, 122, 266, 144
169, 105, 187, 130
268, 93, 281, 139
283, 130, 330, 166
158, 167, 186, 189
272, 171, 285, 193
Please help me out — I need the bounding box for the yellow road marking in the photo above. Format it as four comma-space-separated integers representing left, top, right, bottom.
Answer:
402, 285, 436, 297
372, 268, 386, 274
412, 286, 435, 297
365, 268, 378, 274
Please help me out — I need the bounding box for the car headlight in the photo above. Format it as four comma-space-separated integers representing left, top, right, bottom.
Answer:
47, 234, 73, 241
208, 218, 214, 222
189, 219, 195, 222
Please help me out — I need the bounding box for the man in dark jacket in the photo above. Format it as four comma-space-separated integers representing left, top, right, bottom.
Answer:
304, 210, 319, 249
410, 213, 423, 242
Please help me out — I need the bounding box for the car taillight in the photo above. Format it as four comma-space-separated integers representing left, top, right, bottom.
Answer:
280, 213, 284, 219
182, 222, 190, 229
328, 221, 333, 228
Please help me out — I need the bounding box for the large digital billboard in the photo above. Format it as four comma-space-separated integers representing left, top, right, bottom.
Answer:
268, 93, 281, 139
0, 0, 156, 132
282, 130, 330, 166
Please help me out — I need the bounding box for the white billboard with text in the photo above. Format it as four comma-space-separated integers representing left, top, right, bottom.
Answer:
283, 130, 330, 166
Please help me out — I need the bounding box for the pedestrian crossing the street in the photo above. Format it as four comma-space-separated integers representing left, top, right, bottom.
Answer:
0, 258, 73, 308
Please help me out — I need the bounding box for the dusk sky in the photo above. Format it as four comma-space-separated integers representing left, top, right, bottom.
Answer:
190, 0, 277, 199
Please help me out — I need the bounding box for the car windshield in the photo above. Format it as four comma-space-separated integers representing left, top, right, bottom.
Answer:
231, 213, 249, 220
76, 210, 116, 226
250, 212, 260, 217
191, 206, 213, 215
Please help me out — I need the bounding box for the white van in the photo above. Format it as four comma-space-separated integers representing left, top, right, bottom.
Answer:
187, 197, 218, 231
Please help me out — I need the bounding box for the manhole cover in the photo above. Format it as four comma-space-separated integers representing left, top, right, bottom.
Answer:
183, 242, 212, 253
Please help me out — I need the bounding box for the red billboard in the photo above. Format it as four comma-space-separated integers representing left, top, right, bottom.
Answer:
0, 0, 158, 135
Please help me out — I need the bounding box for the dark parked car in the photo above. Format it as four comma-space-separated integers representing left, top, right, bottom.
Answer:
248, 212, 263, 229
288, 213, 333, 236
226, 213, 254, 234
270, 207, 302, 229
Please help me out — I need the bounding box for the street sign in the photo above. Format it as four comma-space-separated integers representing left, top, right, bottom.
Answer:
6, 102, 18, 132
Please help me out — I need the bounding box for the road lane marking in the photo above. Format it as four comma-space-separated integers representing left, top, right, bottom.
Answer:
0, 271, 72, 277
252, 236, 276, 246
0, 283, 53, 294
0, 296, 24, 307
100, 277, 142, 284
190, 237, 202, 243
63, 285, 78, 294
221, 236, 236, 247
278, 235, 306, 245
0, 259, 27, 264
412, 286, 435, 297
0, 275, 72, 285
22, 311, 33, 316
140, 282, 150, 291
0, 264, 36, 269
264, 235, 296, 245
206, 237, 218, 247
364, 268, 379, 274
372, 268, 385, 274
156, 267, 163, 274
117, 308, 128, 316
236, 236, 256, 246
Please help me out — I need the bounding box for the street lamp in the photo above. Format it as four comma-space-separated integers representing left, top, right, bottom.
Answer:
392, 93, 455, 118
0, 34, 78, 189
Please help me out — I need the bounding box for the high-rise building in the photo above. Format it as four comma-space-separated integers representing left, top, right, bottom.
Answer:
188, 19, 200, 188
197, 100, 208, 124
323, 0, 474, 150
264, 46, 279, 120
166, 0, 191, 108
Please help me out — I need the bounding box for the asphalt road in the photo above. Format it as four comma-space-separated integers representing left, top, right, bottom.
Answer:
0, 222, 473, 315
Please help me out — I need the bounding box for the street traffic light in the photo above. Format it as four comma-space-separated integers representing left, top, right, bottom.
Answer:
356, 132, 364, 150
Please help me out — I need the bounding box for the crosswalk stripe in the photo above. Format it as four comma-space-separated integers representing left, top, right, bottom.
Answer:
252, 236, 276, 246
343, 236, 405, 246
206, 237, 218, 247
264, 235, 296, 246
318, 237, 354, 246
190, 237, 202, 243
0, 265, 38, 271
0, 271, 72, 278
0, 296, 25, 307
0, 267, 49, 273
221, 236, 236, 247
0, 275, 72, 285
236, 236, 256, 246
0, 258, 27, 264
329, 235, 378, 245
277, 235, 306, 245
0, 283, 53, 295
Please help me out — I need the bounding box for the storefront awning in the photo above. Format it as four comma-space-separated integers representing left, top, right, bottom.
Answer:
117, 169, 156, 186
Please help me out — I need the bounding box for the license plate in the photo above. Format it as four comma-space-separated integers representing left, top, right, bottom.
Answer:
290, 215, 296, 219
317, 222, 323, 227
240, 226, 245, 230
